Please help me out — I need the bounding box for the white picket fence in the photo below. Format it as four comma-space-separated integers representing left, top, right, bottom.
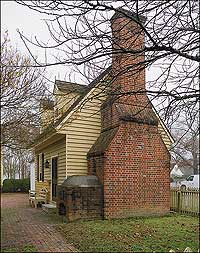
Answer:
170, 188, 199, 216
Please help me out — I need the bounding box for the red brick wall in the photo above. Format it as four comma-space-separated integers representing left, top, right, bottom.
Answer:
103, 122, 170, 218
88, 155, 104, 185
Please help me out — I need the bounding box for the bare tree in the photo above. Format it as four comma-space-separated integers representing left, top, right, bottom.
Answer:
15, 0, 199, 131
3, 147, 18, 179
171, 114, 199, 175
3, 146, 33, 179
1, 32, 52, 179
1, 31, 50, 150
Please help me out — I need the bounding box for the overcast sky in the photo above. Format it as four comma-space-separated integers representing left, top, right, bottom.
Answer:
2, 1, 45, 51
1, 1, 73, 85
1, 1, 160, 89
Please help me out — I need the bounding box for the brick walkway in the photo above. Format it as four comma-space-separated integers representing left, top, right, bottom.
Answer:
1, 193, 78, 252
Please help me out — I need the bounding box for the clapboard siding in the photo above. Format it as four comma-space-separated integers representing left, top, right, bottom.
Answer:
55, 91, 79, 116
68, 125, 101, 131
35, 137, 66, 186
70, 117, 101, 123
158, 122, 172, 150
67, 123, 101, 176
66, 130, 100, 137
59, 89, 105, 177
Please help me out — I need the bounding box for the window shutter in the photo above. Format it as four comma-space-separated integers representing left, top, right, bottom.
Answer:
41, 153, 44, 182
37, 155, 40, 181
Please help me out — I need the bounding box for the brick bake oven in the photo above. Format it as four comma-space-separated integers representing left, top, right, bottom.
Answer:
57, 175, 103, 221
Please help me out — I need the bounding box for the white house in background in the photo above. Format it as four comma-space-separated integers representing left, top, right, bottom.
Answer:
170, 164, 184, 178
29, 160, 35, 191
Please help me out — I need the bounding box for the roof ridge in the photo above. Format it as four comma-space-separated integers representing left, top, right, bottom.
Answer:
55, 80, 86, 86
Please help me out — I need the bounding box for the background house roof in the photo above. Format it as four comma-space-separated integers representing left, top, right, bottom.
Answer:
55, 80, 87, 94
171, 160, 196, 178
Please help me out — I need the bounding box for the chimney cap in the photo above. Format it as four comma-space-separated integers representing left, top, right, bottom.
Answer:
111, 7, 146, 24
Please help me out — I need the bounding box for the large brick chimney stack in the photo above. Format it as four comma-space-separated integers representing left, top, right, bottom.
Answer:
111, 8, 147, 102
88, 8, 171, 219
101, 9, 158, 132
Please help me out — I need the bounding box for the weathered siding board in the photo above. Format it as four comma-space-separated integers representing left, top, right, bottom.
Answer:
66, 130, 100, 137
69, 118, 101, 125
35, 137, 66, 185
68, 125, 101, 132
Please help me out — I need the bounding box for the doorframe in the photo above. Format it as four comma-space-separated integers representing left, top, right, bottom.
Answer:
51, 155, 58, 202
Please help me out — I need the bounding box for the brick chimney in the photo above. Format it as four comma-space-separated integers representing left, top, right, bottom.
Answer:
101, 9, 158, 132
88, 8, 170, 219
111, 8, 146, 100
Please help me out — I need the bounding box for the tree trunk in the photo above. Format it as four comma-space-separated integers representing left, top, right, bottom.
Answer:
193, 152, 199, 175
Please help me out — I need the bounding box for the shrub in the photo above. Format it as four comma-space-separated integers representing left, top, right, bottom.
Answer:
2, 178, 30, 193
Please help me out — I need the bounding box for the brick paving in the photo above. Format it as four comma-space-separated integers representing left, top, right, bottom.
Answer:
1, 193, 79, 252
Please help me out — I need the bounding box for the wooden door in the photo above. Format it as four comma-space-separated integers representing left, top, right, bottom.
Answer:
52, 157, 58, 201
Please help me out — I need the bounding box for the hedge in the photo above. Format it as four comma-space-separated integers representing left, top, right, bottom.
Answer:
2, 178, 30, 193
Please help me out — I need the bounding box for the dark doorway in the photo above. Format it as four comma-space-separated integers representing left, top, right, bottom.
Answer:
52, 157, 58, 201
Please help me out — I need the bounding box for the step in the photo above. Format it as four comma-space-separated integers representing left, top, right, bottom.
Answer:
42, 203, 57, 214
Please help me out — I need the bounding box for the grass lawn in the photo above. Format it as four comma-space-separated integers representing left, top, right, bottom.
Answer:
1, 244, 37, 252
57, 214, 199, 252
